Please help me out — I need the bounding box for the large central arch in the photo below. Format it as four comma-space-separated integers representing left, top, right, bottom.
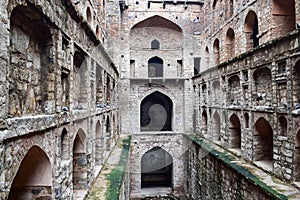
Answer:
140, 91, 173, 131
141, 147, 173, 188
131, 15, 182, 32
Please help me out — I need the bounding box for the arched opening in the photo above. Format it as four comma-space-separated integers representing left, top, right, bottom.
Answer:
226, 28, 235, 59
244, 113, 249, 128
106, 76, 111, 104
8, 146, 52, 200
293, 60, 300, 107
148, 57, 163, 77
213, 39, 220, 65
96, 25, 100, 38
151, 39, 160, 49
61, 128, 68, 160
106, 116, 111, 151
229, 114, 241, 149
294, 130, 300, 181
244, 11, 259, 50
73, 129, 87, 190
140, 91, 173, 131
96, 65, 104, 105
86, 7, 92, 24
204, 46, 210, 70
131, 15, 182, 33
213, 112, 221, 141
9, 6, 53, 116
202, 110, 208, 135
141, 147, 173, 188
95, 121, 103, 165
253, 118, 273, 164
278, 116, 287, 136
272, 0, 295, 37
202, 83, 207, 104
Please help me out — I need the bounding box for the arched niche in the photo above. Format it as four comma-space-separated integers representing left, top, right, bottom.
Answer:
213, 112, 221, 141
141, 147, 173, 188
95, 120, 103, 165
253, 117, 273, 163
202, 110, 208, 135
140, 91, 173, 131
151, 39, 160, 49
148, 56, 163, 77
229, 114, 241, 149
8, 146, 52, 200
73, 129, 87, 190
213, 39, 220, 65
226, 28, 235, 59
244, 11, 259, 49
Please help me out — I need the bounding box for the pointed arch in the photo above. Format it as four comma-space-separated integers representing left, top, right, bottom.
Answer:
244, 112, 250, 128
213, 112, 221, 141
61, 128, 68, 160
8, 146, 52, 199
86, 7, 92, 24
95, 120, 103, 165
244, 10, 259, 49
253, 118, 273, 162
226, 28, 235, 59
213, 39, 220, 65
73, 129, 87, 190
229, 114, 241, 149
140, 91, 173, 131
204, 46, 210, 70
141, 147, 173, 188
131, 15, 182, 33
202, 110, 208, 135
278, 116, 287, 136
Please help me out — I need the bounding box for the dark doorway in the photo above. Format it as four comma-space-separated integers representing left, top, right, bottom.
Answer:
140, 91, 172, 131
141, 147, 173, 188
148, 57, 163, 77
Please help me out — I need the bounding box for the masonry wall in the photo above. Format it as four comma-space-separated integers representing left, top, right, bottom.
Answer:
184, 136, 277, 200
130, 134, 186, 199
193, 23, 300, 182
0, 0, 119, 199
198, 0, 298, 72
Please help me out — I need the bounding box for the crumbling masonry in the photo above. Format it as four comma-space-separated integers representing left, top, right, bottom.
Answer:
0, 0, 300, 199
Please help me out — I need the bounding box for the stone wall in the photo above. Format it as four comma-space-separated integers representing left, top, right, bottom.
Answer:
184, 135, 289, 200
197, 0, 298, 72
130, 134, 186, 199
193, 27, 300, 182
0, 0, 119, 199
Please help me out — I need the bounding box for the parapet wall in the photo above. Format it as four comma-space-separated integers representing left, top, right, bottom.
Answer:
184, 135, 300, 200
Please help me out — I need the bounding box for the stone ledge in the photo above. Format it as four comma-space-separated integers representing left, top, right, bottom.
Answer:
0, 115, 56, 141
184, 134, 300, 200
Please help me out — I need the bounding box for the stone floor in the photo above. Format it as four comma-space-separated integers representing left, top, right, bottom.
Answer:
85, 138, 124, 200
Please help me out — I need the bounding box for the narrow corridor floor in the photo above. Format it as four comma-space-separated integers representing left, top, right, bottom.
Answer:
85, 137, 124, 200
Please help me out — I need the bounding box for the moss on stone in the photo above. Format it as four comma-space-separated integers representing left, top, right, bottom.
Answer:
185, 134, 288, 200
105, 136, 131, 200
